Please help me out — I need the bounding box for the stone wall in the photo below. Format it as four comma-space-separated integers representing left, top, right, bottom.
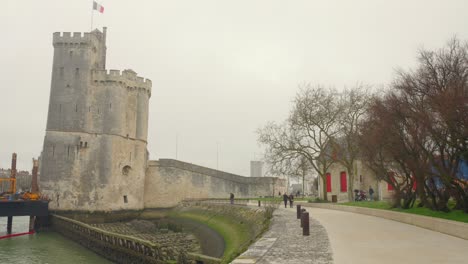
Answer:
40, 28, 151, 212
144, 159, 285, 208
52, 214, 219, 264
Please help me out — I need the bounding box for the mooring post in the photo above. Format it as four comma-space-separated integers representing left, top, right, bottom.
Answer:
7, 216, 13, 234
300, 209, 306, 227
302, 212, 310, 236
296, 204, 301, 219
29, 216, 36, 233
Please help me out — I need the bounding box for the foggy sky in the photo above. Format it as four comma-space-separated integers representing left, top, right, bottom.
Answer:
1, 0, 468, 176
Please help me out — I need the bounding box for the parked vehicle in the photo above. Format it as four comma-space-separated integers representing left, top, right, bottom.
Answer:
354, 189, 367, 201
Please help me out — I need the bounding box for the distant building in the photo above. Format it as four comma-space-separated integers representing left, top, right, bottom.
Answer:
250, 161, 263, 177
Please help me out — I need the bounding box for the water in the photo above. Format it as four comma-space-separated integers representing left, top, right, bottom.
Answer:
0, 216, 111, 264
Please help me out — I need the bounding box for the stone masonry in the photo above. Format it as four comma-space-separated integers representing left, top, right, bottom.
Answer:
39, 28, 284, 213
40, 28, 151, 211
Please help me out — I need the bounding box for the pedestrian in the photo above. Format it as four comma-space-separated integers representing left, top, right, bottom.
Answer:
230, 193, 234, 205
289, 193, 294, 208
369, 186, 374, 201
283, 193, 288, 208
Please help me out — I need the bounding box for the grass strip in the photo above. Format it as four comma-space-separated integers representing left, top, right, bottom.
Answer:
170, 209, 251, 263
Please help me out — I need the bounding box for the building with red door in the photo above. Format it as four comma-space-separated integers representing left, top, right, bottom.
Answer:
317, 160, 394, 202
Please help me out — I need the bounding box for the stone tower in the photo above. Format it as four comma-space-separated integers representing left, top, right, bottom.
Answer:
40, 28, 152, 211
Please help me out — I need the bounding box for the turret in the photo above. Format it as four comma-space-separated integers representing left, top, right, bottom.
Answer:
40, 28, 152, 212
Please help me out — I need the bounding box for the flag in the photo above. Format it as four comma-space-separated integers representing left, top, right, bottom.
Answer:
93, 1, 104, 13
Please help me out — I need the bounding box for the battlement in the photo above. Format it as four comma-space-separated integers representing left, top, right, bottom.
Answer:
53, 30, 104, 46
92, 69, 152, 95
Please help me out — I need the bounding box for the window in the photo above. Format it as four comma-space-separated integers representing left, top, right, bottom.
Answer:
326, 173, 332, 192
340, 172, 347, 192
123, 195, 128, 203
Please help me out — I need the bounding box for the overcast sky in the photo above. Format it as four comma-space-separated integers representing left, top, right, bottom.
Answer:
1, 0, 468, 175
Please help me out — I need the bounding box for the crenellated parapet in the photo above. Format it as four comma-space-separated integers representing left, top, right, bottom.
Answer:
53, 31, 104, 47
92, 69, 152, 97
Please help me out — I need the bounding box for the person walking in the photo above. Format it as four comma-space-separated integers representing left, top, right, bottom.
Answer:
283, 193, 289, 208
369, 186, 374, 201
289, 194, 294, 208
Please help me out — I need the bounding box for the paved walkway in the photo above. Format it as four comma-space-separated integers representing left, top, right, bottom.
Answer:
232, 206, 333, 264
233, 205, 468, 264
304, 206, 468, 264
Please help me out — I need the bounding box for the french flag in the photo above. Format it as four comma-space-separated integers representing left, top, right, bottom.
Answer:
93, 1, 104, 13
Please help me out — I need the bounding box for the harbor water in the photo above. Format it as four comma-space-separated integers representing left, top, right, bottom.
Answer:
0, 216, 111, 263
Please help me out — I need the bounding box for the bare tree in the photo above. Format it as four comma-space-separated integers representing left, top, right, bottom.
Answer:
258, 85, 341, 200
332, 85, 371, 201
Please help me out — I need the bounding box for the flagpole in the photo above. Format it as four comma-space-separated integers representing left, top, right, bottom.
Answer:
90, 1, 94, 31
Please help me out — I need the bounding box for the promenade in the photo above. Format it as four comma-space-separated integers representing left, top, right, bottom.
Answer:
232, 204, 468, 264
232, 206, 333, 264
306, 207, 468, 264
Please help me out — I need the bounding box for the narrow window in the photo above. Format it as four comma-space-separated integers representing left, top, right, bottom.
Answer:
109, 103, 112, 109
52, 145, 55, 157
84, 142, 88, 148
80, 141, 83, 148
75, 68, 79, 77
69, 50, 73, 57
67, 146, 70, 157
75, 104, 78, 112
326, 173, 332, 192
59, 67, 64, 78
340, 172, 347, 192
123, 195, 128, 203
88, 106, 91, 112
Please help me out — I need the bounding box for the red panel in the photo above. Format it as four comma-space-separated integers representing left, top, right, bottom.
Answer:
387, 172, 395, 191
340, 172, 347, 192
326, 173, 332, 192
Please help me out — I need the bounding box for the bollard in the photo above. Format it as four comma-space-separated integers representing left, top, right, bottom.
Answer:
296, 205, 301, 219
258, 200, 261, 207
302, 212, 310, 236
300, 209, 306, 227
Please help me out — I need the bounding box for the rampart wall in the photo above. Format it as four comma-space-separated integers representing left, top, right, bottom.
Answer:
144, 159, 285, 208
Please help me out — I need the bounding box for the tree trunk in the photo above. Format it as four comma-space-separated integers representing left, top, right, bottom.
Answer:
347, 167, 355, 202
321, 174, 328, 201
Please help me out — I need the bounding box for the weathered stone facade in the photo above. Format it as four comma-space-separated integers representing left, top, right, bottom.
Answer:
144, 159, 285, 208
39, 28, 284, 213
40, 28, 151, 211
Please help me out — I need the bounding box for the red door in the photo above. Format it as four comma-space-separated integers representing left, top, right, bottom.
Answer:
326, 173, 332, 192
340, 172, 347, 192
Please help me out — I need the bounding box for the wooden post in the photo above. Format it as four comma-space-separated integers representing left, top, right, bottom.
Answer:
7, 216, 13, 234
302, 212, 310, 236
300, 209, 306, 227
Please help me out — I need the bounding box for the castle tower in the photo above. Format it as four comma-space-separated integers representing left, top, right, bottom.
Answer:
40, 28, 152, 211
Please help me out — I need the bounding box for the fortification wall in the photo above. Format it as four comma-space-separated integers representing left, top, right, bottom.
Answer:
144, 159, 285, 208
